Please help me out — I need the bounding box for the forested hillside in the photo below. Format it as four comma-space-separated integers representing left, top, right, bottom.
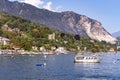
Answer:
0, 12, 114, 52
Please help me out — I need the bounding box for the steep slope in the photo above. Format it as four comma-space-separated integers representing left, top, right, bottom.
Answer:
0, 0, 116, 42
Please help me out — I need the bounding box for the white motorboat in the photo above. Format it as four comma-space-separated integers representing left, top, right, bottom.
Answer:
74, 53, 100, 63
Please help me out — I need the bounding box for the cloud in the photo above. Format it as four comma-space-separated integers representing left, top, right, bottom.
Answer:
9, 0, 44, 8
43, 2, 53, 11
9, 0, 62, 12
20, 0, 44, 8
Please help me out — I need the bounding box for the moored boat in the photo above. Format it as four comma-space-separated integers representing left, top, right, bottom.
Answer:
74, 52, 100, 63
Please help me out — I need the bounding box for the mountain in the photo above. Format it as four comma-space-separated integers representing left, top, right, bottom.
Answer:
112, 31, 120, 38
0, 0, 116, 43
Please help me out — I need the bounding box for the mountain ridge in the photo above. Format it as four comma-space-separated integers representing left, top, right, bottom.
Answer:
112, 31, 120, 38
0, 0, 116, 43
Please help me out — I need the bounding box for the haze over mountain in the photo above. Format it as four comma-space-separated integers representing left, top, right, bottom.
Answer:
0, 0, 116, 43
112, 31, 120, 38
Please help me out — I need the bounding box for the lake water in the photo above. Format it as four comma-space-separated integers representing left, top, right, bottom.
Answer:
0, 52, 120, 80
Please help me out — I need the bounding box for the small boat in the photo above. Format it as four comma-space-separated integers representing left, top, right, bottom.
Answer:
36, 63, 46, 67
74, 52, 100, 63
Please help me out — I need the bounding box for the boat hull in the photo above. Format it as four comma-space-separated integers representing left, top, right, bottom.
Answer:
74, 59, 100, 63
74, 56, 100, 63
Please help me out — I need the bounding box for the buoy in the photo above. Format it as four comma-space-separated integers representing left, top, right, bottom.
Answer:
36, 62, 46, 67
36, 64, 43, 66
113, 60, 117, 64
44, 55, 47, 59
43, 62, 46, 66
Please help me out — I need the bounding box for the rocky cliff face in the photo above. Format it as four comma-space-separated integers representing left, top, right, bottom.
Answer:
0, 0, 116, 43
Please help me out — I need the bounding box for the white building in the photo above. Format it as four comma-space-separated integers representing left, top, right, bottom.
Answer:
0, 37, 10, 45
55, 47, 68, 54
40, 46, 46, 52
48, 33, 55, 40
51, 46, 56, 50
32, 46, 38, 51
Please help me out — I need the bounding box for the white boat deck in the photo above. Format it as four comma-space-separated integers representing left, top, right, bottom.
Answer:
74, 53, 100, 63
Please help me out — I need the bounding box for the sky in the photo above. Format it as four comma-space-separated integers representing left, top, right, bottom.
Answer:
8, 0, 120, 34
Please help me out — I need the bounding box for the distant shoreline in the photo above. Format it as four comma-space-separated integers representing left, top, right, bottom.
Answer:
0, 50, 75, 55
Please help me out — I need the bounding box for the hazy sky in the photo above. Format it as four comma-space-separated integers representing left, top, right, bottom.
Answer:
9, 0, 120, 34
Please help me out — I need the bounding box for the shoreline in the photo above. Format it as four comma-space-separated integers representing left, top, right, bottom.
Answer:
0, 50, 74, 55
0, 50, 119, 55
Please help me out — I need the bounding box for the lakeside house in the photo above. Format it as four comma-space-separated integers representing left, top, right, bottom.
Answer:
12, 46, 20, 50
40, 46, 46, 52
0, 37, 10, 45
109, 48, 115, 52
2, 24, 12, 31
55, 47, 68, 54
32, 46, 38, 51
48, 33, 55, 40
2, 24, 20, 32
51, 46, 56, 51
